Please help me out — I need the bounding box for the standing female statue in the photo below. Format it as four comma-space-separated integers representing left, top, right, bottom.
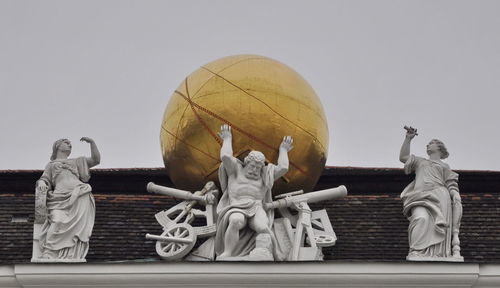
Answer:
33, 137, 100, 262
399, 126, 463, 261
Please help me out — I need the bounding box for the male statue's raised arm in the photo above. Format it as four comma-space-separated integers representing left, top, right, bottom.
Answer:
274, 136, 293, 179
218, 124, 238, 175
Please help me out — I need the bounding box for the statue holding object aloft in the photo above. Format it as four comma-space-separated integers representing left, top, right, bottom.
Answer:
216, 124, 348, 261
215, 124, 294, 260
32, 137, 100, 262
400, 126, 463, 262
146, 124, 347, 261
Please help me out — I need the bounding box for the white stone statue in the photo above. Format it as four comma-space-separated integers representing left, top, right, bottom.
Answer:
399, 126, 463, 262
215, 124, 293, 261
145, 124, 346, 261
32, 137, 100, 262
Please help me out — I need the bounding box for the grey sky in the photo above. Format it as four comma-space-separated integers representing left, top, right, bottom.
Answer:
1, 0, 499, 171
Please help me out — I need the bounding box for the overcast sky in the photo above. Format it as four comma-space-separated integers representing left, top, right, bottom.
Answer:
1, 0, 499, 171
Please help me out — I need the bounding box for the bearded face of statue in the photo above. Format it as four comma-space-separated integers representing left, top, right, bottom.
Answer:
243, 160, 264, 180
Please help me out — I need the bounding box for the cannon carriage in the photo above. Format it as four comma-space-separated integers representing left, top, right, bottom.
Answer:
145, 181, 219, 261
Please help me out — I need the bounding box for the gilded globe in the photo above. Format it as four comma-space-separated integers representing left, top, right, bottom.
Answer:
160, 55, 329, 195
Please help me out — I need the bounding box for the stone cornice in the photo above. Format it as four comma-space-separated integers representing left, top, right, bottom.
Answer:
1, 262, 499, 287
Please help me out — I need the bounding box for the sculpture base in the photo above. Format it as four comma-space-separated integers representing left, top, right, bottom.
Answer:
216, 233, 274, 261
216, 250, 274, 261
406, 255, 464, 262
31, 258, 87, 263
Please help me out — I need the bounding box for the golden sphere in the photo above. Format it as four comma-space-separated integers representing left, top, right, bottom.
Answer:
160, 55, 329, 194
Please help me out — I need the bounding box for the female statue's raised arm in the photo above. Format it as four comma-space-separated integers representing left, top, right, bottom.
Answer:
81, 137, 101, 168
400, 126, 417, 163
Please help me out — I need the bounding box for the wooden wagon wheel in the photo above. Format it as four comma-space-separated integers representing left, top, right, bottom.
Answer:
155, 223, 197, 261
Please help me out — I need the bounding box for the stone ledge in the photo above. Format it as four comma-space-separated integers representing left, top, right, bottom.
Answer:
0, 262, 497, 287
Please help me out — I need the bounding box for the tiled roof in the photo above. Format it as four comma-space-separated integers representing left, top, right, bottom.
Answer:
1, 167, 499, 264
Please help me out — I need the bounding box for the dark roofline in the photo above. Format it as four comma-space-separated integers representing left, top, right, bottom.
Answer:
1, 166, 499, 195
2, 165, 499, 174
326, 165, 500, 173
0, 167, 166, 175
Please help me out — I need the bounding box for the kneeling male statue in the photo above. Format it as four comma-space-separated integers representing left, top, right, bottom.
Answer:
215, 124, 293, 261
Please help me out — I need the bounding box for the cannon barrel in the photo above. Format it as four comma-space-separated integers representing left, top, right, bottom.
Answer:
147, 182, 206, 202
145, 233, 194, 244
264, 185, 347, 210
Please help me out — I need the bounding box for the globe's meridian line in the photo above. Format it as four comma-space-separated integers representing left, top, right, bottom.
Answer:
191, 56, 267, 100
174, 90, 310, 178
200, 66, 326, 152
161, 125, 218, 161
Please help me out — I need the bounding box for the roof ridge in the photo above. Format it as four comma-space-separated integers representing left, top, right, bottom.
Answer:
1, 166, 500, 173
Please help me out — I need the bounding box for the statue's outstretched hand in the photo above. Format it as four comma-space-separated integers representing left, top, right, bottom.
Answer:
404, 126, 418, 140
80, 137, 95, 144
218, 124, 232, 140
280, 136, 294, 152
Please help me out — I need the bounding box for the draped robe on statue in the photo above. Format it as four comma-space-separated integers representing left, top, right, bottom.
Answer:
215, 161, 287, 260
38, 157, 95, 260
401, 155, 459, 258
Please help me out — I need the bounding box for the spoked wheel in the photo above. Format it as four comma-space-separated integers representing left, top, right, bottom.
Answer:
155, 223, 197, 260
314, 234, 337, 247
